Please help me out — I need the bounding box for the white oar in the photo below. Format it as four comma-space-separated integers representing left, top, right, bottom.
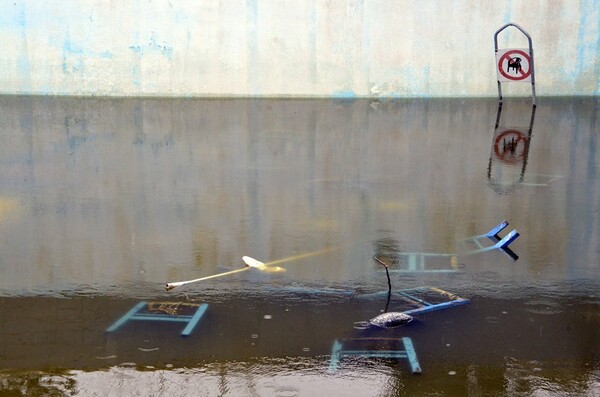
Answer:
241, 255, 286, 272
165, 246, 337, 291
242, 255, 266, 268
165, 256, 284, 291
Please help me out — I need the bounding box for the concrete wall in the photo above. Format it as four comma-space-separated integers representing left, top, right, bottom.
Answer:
1, 0, 599, 98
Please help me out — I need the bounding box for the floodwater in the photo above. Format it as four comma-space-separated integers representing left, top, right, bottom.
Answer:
0, 96, 599, 396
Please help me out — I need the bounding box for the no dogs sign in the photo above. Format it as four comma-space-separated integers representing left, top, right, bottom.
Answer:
496, 48, 532, 82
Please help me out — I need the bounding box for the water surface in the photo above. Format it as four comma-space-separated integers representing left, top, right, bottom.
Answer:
0, 96, 599, 396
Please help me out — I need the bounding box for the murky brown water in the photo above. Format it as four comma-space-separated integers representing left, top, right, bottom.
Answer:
0, 96, 599, 396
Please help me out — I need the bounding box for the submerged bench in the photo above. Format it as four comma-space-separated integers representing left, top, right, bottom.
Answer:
106, 301, 208, 337
328, 337, 421, 374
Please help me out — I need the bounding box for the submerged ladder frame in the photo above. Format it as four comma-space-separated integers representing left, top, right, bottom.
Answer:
359, 286, 470, 315
328, 337, 421, 374
379, 220, 520, 273
106, 301, 209, 337
384, 252, 458, 273
461, 220, 520, 260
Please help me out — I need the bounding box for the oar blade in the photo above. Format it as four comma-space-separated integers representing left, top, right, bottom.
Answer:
242, 256, 266, 268
262, 266, 286, 273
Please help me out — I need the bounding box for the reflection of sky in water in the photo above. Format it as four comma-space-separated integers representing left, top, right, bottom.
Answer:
2, 361, 599, 396
4, 364, 398, 397
0, 97, 598, 297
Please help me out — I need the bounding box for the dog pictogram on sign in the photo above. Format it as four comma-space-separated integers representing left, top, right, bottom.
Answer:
496, 49, 532, 82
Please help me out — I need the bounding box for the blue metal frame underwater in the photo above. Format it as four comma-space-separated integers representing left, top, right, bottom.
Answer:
382, 252, 459, 273
359, 286, 470, 316
328, 337, 421, 374
106, 301, 209, 337
381, 220, 520, 273
462, 219, 520, 260
327, 287, 468, 373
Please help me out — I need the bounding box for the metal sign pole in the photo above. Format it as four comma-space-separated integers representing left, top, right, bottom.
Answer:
494, 23, 536, 107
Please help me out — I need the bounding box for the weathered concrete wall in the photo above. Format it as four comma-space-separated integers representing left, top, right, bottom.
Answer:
1, 1, 599, 97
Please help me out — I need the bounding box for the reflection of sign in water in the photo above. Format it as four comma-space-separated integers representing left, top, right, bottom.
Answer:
487, 103, 539, 194
496, 49, 532, 82
493, 128, 528, 164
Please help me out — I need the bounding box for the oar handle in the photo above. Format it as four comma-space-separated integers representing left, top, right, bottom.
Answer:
165, 267, 249, 291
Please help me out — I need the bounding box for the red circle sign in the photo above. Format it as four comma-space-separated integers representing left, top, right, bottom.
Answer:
494, 129, 527, 163
497, 50, 531, 81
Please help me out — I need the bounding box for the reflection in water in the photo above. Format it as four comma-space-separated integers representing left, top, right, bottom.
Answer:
0, 97, 599, 395
1, 359, 598, 396
0, 364, 396, 397
487, 102, 536, 194
373, 232, 404, 268
0, 97, 597, 295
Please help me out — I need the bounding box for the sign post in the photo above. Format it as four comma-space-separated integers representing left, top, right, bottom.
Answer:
494, 23, 536, 106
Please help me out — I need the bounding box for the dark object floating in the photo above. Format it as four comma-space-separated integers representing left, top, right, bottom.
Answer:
369, 312, 413, 328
